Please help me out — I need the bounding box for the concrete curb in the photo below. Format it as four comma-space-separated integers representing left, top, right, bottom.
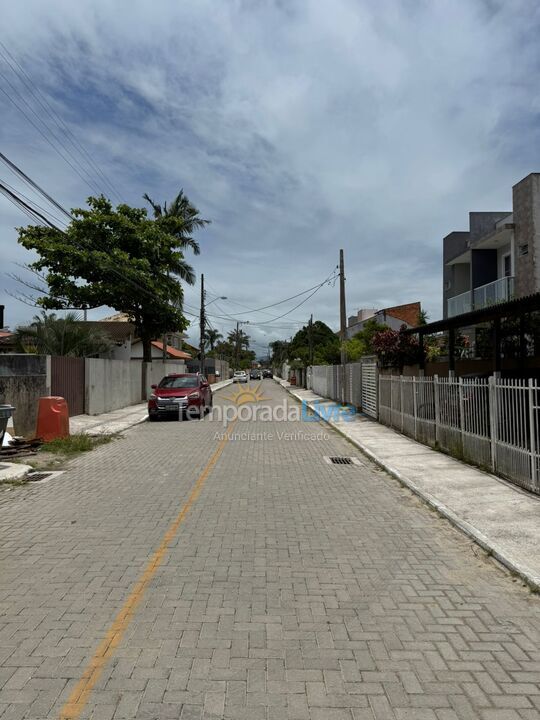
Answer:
283, 384, 540, 593
0, 462, 32, 484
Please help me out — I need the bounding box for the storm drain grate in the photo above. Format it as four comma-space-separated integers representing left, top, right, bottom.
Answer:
324, 456, 362, 466
26, 471, 64, 483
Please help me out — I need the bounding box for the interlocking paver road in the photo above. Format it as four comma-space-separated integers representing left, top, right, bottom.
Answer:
0, 381, 539, 719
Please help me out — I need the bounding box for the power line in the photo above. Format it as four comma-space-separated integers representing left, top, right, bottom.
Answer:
0, 151, 72, 220
0, 180, 59, 228
0, 41, 124, 203
0, 71, 105, 197
245, 271, 338, 325
0, 177, 69, 227
216, 272, 338, 316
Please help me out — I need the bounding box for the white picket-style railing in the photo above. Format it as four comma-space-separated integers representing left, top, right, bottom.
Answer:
379, 375, 540, 495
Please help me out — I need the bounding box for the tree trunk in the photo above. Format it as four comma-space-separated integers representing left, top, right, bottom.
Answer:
142, 333, 153, 363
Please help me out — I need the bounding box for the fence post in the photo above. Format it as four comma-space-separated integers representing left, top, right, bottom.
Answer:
528, 379, 537, 488
434, 375, 440, 446
488, 375, 497, 472
458, 377, 465, 454
413, 376, 417, 440
400, 375, 404, 432
389, 375, 394, 427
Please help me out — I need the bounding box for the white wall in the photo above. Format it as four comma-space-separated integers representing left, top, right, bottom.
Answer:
85, 359, 187, 415
146, 361, 186, 391
85, 359, 133, 415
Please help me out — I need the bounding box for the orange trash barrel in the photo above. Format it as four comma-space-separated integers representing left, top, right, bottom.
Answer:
35, 396, 69, 442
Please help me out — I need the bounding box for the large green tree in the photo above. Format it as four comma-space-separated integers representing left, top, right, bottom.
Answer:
288, 320, 340, 365
17, 195, 208, 361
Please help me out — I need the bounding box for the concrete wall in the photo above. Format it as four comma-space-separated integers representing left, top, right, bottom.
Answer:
146, 361, 187, 392
513, 173, 540, 298
0, 355, 191, 426
0, 355, 50, 437
85, 359, 133, 415
85, 359, 187, 415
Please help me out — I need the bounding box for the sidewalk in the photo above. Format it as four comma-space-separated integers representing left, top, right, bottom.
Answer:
279, 379, 540, 592
70, 379, 233, 436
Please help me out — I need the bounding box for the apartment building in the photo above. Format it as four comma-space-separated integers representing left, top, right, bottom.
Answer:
443, 173, 540, 318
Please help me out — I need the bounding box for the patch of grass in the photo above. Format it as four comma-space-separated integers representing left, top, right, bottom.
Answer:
42, 433, 117, 455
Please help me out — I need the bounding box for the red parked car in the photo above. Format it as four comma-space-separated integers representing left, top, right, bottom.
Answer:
148, 373, 212, 421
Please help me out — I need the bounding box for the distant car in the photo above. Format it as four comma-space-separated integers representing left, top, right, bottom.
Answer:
233, 370, 248, 383
148, 373, 212, 420
262, 369, 273, 379
249, 369, 262, 380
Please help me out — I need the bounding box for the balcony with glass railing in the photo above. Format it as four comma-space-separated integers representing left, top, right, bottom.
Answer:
473, 276, 514, 310
447, 276, 514, 318
447, 290, 472, 318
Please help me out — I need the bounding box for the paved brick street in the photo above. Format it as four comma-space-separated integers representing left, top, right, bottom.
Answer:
0, 381, 539, 720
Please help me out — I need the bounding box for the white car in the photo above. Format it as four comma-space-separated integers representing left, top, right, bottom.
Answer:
233, 370, 248, 383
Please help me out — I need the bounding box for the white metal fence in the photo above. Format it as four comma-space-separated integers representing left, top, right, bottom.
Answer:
309, 363, 364, 408
379, 375, 540, 495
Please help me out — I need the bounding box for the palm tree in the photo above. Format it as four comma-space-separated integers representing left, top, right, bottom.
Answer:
204, 328, 223, 351
14, 312, 113, 357
143, 189, 209, 257
227, 328, 250, 350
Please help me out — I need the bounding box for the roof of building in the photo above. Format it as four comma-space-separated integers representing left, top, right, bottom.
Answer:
151, 340, 192, 359
0, 331, 15, 347
79, 321, 136, 342
99, 312, 132, 322
383, 302, 421, 327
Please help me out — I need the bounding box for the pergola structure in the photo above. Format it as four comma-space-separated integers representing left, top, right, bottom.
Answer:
404, 292, 540, 373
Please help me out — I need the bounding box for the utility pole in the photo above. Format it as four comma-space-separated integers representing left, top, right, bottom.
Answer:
339, 249, 347, 404
235, 320, 240, 369
308, 313, 314, 367
199, 273, 205, 376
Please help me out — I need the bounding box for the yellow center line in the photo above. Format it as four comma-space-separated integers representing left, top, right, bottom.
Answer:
59, 417, 238, 720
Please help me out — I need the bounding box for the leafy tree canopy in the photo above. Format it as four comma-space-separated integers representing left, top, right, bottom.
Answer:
208, 330, 256, 370
344, 318, 387, 361
288, 320, 340, 366
372, 325, 419, 368
17, 195, 208, 361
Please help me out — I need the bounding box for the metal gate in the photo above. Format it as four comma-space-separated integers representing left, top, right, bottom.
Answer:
361, 358, 378, 419
50, 356, 85, 416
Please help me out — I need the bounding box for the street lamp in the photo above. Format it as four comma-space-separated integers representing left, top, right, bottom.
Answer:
206, 296, 227, 306
200, 292, 228, 376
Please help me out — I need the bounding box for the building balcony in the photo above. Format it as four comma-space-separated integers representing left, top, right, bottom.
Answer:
447, 276, 514, 318
473, 276, 514, 310
447, 290, 472, 318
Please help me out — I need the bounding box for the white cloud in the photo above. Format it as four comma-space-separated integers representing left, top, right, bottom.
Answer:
0, 0, 539, 347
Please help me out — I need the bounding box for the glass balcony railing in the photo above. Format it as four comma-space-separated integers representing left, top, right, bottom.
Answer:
473, 276, 514, 310
447, 290, 471, 318
447, 276, 514, 318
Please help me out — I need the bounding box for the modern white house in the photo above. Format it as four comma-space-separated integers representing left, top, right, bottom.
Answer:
443, 173, 540, 319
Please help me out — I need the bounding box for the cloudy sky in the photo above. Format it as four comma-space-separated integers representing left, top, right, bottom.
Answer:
1, 0, 539, 355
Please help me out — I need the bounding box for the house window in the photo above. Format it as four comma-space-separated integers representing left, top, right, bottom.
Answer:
503, 253, 511, 278
519, 243, 529, 256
